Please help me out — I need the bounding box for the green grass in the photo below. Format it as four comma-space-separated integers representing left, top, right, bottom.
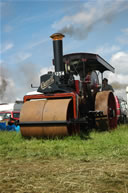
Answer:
0, 125, 128, 193
0, 124, 128, 161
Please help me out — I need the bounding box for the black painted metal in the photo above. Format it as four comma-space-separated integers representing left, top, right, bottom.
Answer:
53, 40, 64, 72
19, 119, 89, 127
19, 120, 69, 126
63, 53, 115, 73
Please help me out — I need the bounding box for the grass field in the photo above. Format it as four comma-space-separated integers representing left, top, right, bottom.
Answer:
0, 125, 128, 193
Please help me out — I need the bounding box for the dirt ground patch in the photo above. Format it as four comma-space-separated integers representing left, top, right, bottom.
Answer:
0, 158, 128, 193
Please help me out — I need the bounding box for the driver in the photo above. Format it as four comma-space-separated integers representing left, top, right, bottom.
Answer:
102, 78, 114, 92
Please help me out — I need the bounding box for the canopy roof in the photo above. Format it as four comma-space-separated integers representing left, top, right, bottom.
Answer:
63, 53, 115, 73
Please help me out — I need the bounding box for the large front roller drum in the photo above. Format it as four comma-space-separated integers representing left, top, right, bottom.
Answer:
95, 91, 117, 130
20, 99, 74, 137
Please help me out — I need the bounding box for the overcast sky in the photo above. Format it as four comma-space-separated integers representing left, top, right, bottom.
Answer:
0, 0, 128, 102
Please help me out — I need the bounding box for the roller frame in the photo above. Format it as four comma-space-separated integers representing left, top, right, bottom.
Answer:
20, 110, 106, 127
23, 93, 79, 119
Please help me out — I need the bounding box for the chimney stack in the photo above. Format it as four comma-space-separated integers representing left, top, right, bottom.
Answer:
50, 33, 65, 74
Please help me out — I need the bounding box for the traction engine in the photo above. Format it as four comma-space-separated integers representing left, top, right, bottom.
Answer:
19, 33, 117, 137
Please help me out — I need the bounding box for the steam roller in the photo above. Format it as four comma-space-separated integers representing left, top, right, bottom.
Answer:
19, 33, 117, 138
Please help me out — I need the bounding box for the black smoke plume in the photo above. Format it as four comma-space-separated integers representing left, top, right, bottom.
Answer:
55, 0, 128, 39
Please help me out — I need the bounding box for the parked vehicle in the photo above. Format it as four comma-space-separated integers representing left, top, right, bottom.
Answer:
0, 111, 20, 124
0, 112, 6, 121
115, 96, 127, 124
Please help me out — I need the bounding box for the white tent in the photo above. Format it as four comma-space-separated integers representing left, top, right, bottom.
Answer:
0, 101, 23, 112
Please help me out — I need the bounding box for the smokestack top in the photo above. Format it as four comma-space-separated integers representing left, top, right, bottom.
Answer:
50, 33, 65, 40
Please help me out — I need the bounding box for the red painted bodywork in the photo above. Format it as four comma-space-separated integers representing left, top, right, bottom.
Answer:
115, 96, 121, 122
24, 92, 79, 120
0, 111, 20, 123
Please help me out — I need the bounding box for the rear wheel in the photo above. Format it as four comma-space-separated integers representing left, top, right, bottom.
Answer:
95, 91, 117, 131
